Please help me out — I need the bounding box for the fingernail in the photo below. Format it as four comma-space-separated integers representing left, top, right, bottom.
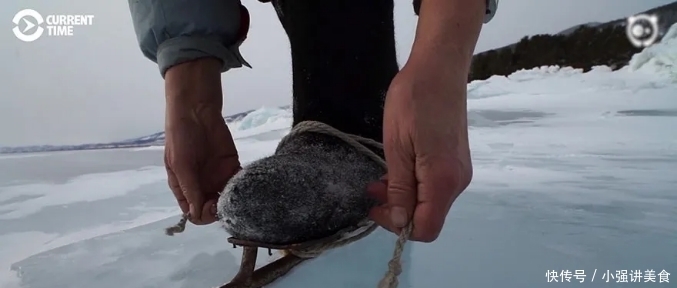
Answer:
390, 206, 408, 228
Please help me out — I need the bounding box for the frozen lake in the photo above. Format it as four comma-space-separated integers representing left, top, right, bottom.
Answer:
2, 26, 677, 288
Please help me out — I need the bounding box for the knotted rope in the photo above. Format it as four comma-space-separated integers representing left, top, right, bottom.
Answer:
165, 120, 413, 288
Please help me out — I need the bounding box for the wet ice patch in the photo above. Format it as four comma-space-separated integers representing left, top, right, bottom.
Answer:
469, 110, 552, 127
616, 109, 677, 117
0, 167, 166, 219
9, 218, 243, 288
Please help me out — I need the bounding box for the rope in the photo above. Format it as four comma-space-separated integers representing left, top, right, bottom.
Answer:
165, 120, 413, 288
165, 214, 188, 236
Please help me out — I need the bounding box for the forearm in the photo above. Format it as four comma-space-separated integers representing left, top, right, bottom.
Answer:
409, 0, 485, 81
165, 58, 224, 112
127, 0, 251, 114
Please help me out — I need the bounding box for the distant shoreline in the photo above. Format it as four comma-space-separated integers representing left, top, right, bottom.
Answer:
0, 143, 156, 155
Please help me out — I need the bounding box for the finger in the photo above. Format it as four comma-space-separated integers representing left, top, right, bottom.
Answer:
410, 160, 460, 242
199, 198, 219, 225
166, 155, 189, 214
172, 160, 206, 224
367, 177, 400, 233
368, 205, 401, 235
383, 125, 417, 229
366, 177, 388, 204
409, 201, 446, 242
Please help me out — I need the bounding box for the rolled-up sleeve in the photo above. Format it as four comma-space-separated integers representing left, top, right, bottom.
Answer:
128, 0, 251, 78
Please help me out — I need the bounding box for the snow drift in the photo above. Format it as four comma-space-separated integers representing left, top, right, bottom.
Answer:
628, 22, 677, 78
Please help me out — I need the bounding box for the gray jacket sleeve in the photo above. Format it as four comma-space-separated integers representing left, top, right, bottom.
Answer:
128, 0, 251, 78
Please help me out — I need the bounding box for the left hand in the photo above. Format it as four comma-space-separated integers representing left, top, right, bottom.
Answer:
367, 58, 473, 243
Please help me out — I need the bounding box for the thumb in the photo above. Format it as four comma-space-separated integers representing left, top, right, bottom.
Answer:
383, 136, 417, 229
174, 165, 205, 222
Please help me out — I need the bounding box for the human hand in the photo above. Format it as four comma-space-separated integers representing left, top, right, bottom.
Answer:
164, 59, 241, 225
367, 60, 473, 242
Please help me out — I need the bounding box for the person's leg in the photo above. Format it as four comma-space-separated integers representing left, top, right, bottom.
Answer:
218, 0, 398, 245
272, 0, 400, 143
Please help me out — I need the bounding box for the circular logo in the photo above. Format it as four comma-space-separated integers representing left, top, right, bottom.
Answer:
626, 14, 659, 48
12, 9, 45, 42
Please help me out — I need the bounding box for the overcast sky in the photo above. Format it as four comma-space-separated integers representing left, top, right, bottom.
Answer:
1, 0, 674, 146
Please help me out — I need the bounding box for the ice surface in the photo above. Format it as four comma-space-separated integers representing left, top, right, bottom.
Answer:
1, 33, 677, 287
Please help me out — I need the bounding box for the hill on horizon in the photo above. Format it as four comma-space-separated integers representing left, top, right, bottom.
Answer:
468, 1, 677, 81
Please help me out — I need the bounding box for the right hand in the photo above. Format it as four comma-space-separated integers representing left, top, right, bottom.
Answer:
164, 59, 241, 225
